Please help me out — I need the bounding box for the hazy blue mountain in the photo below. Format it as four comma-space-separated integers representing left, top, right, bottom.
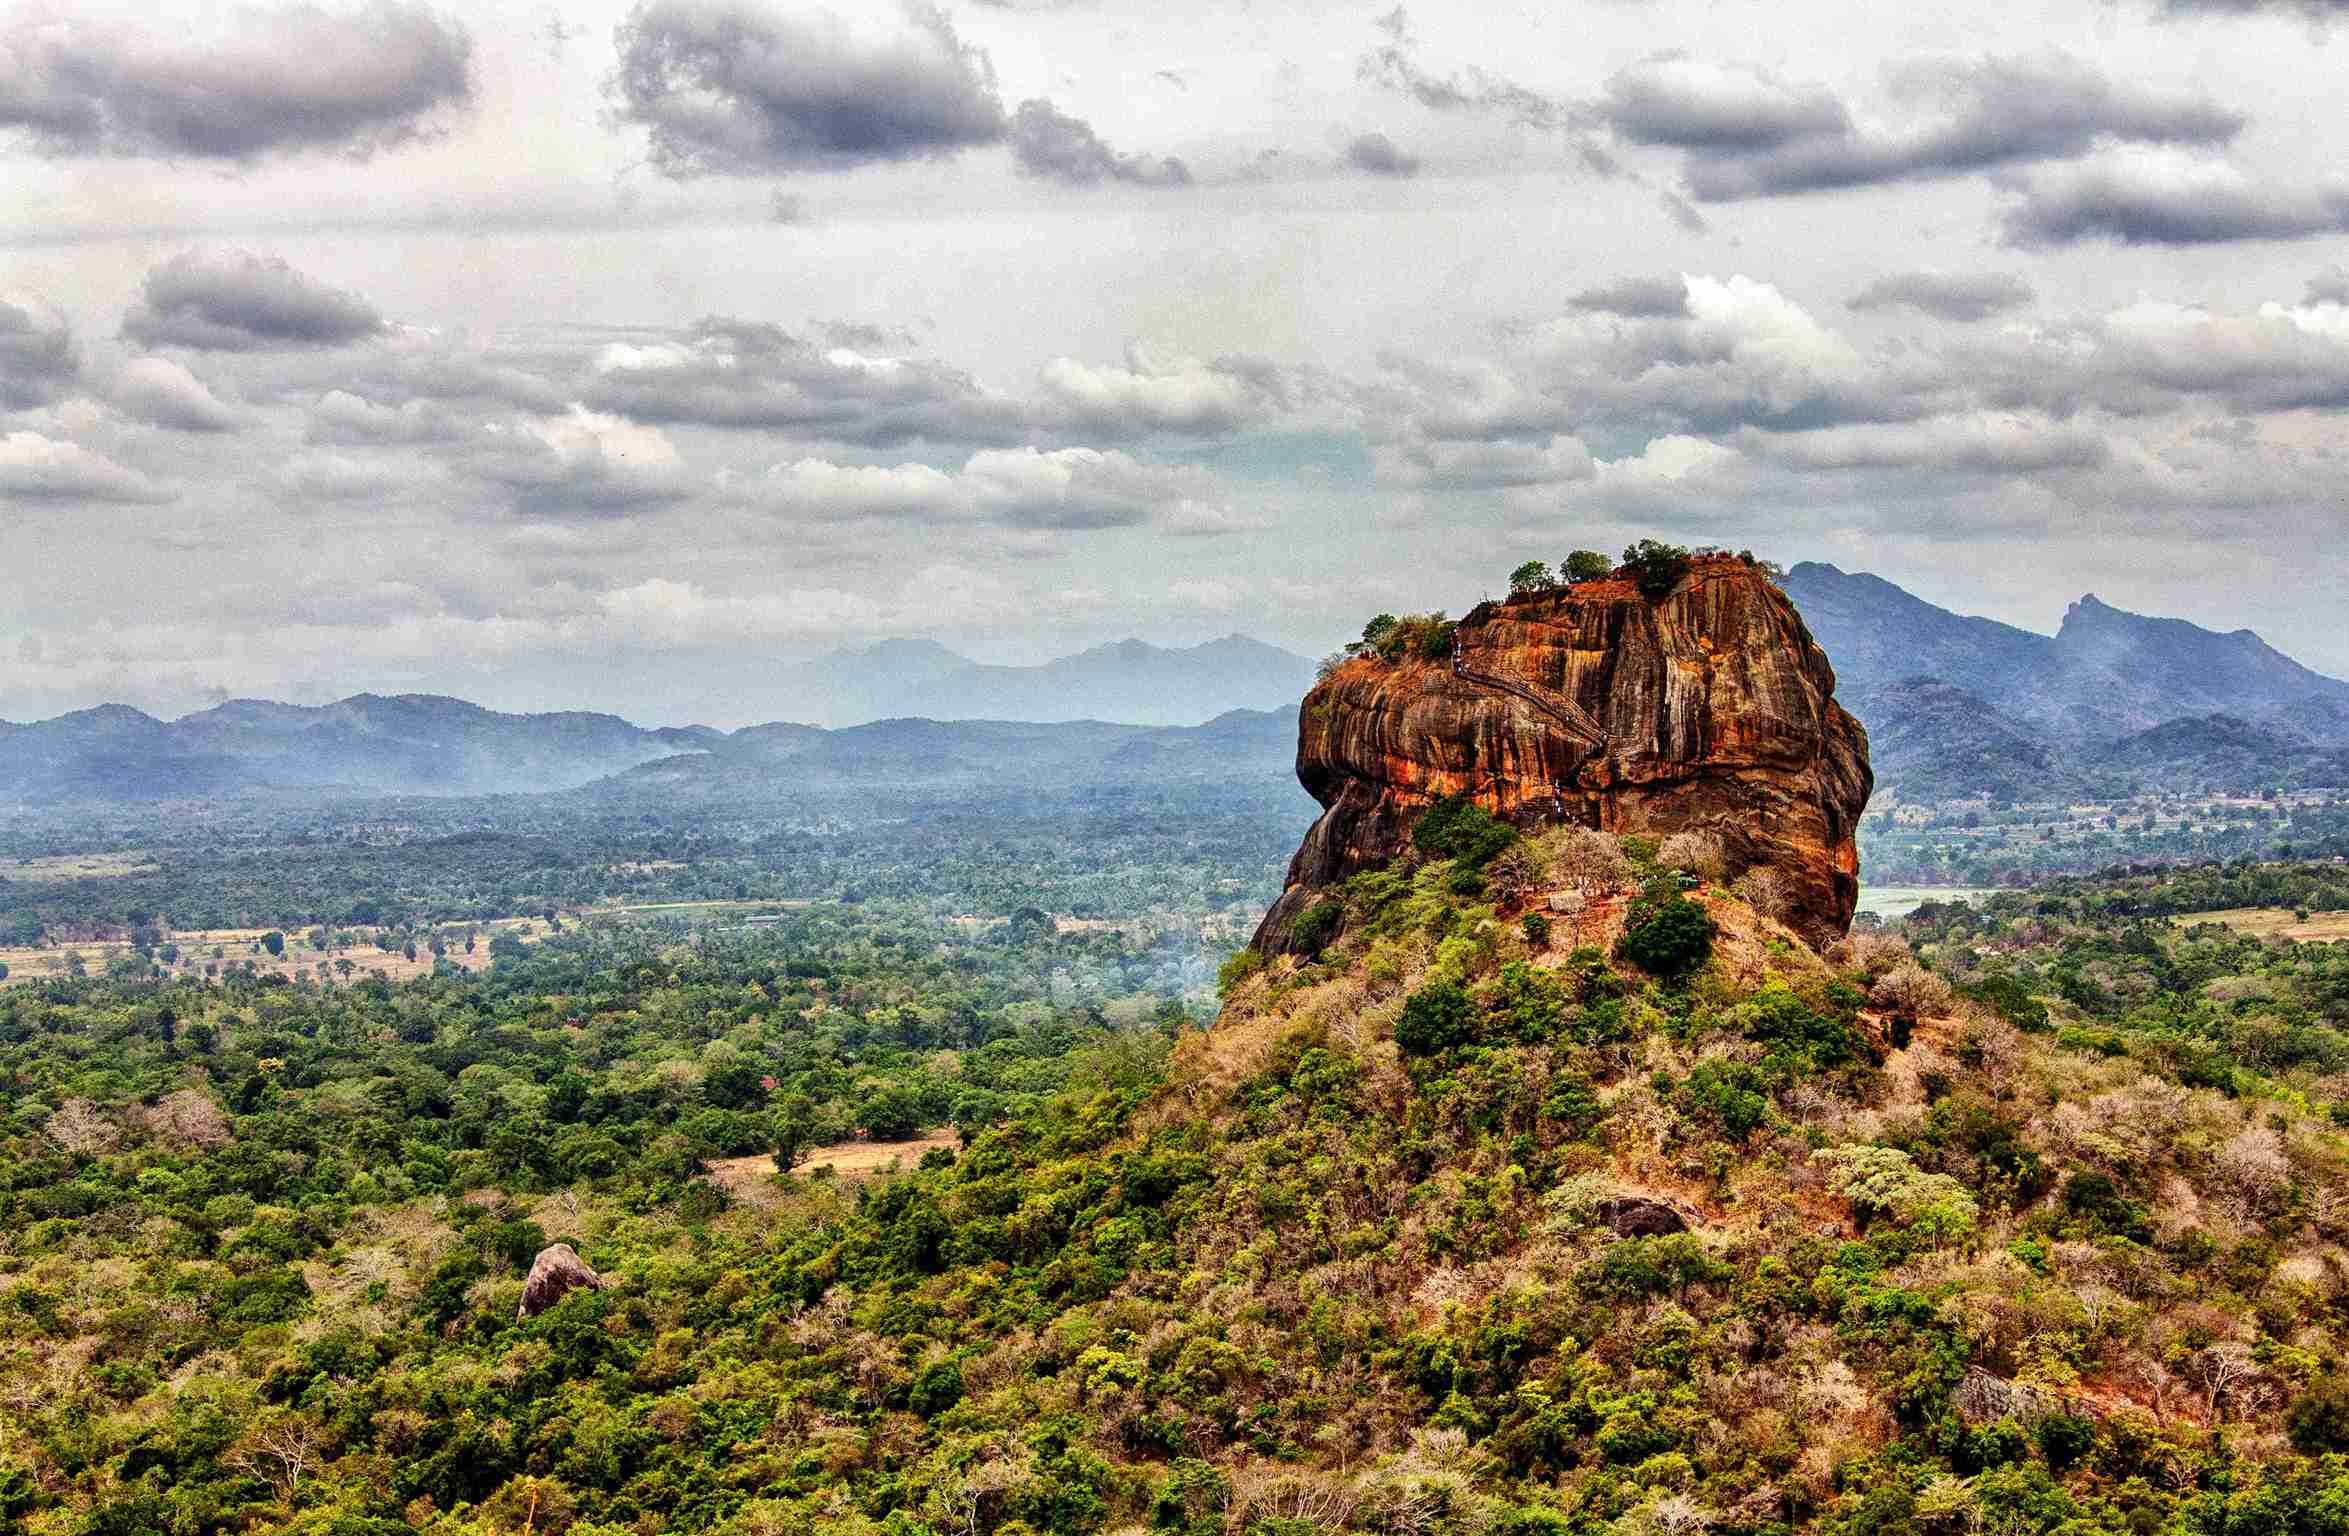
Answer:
764, 633, 1317, 728
1784, 563, 2349, 752
613, 707, 1299, 797
1782, 563, 2349, 801
1844, 678, 2089, 803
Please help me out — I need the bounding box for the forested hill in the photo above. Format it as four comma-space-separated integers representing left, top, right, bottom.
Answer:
8, 824, 2349, 1532
0, 695, 1301, 804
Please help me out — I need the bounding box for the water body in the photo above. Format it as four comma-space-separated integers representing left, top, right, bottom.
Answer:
1856, 886, 1999, 920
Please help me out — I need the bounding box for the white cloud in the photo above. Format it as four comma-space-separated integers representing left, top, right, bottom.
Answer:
0, 430, 172, 503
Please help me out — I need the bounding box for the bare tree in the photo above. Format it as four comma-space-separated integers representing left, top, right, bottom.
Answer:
228, 1413, 322, 1504
2190, 1343, 2266, 1424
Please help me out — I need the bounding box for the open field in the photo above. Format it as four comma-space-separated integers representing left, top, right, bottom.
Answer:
0, 851, 160, 881
2173, 906, 2349, 942
0, 914, 559, 985
703, 1129, 962, 1209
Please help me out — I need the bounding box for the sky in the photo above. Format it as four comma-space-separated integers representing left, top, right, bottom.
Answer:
4, 0, 2349, 727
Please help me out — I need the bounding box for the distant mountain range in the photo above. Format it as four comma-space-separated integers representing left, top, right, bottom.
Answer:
0, 634, 1313, 803
1781, 563, 2349, 802
761, 634, 1317, 729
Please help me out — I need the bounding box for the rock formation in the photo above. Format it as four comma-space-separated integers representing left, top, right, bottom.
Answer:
1256, 554, 1872, 949
518, 1242, 604, 1319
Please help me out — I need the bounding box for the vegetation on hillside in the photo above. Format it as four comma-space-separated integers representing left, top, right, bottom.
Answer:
9, 823, 2349, 1532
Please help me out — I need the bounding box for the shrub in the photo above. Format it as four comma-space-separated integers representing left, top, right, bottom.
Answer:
1656, 830, 1728, 884
1617, 886, 1714, 979
1521, 912, 1552, 948
1395, 980, 1479, 1055
2288, 1377, 2349, 1452
1217, 948, 1266, 996
1290, 899, 1344, 956
1413, 794, 1518, 868
1678, 1058, 1769, 1139
1621, 539, 1693, 599
1871, 964, 1954, 1022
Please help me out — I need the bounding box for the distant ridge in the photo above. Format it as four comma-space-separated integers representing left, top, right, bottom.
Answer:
0, 633, 1316, 803
1779, 563, 2349, 800
761, 632, 1317, 728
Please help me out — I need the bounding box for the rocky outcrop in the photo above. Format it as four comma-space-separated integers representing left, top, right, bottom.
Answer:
518, 1243, 604, 1319
1256, 555, 1872, 949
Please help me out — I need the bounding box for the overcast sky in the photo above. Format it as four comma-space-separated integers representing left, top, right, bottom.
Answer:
4, 0, 2349, 725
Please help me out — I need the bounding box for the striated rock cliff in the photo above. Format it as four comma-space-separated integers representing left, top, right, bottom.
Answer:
1256, 555, 1872, 949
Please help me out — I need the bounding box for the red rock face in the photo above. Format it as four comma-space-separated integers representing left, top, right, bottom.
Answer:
1255, 556, 1872, 950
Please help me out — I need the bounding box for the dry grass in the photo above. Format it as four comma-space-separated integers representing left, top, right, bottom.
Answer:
2173, 907, 2349, 942
0, 851, 159, 881
0, 916, 557, 986
703, 1130, 963, 1209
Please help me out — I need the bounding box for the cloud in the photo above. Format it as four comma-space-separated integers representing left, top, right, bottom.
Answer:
110, 357, 240, 432
123, 251, 385, 351
277, 449, 422, 502
1743, 414, 2109, 473
0, 430, 171, 502
1342, 131, 1419, 178
1596, 55, 1847, 153
747, 445, 1229, 531
1033, 349, 1283, 435
1007, 99, 1189, 186
1999, 148, 2349, 246
469, 406, 691, 516
1567, 276, 1691, 317
582, 316, 1018, 445
1357, 10, 1564, 130
306, 388, 461, 444
0, 289, 77, 407
609, 0, 1005, 176
2310, 267, 2349, 305
961, 446, 1218, 529
1847, 271, 2036, 322
0, 2, 471, 161
1598, 52, 2242, 202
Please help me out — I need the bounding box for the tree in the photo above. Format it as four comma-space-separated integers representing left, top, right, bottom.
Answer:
1564, 549, 1613, 583
1621, 539, 1693, 599
1507, 560, 1556, 595
260, 931, 285, 957
1395, 979, 1478, 1054
1617, 885, 1714, 978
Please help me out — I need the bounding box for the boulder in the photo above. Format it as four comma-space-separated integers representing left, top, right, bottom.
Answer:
1593, 1196, 1692, 1237
518, 1242, 604, 1319
1256, 556, 1871, 951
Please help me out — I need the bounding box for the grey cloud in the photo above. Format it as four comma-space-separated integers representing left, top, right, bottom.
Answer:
581, 316, 1023, 446
1358, 39, 1563, 129
1597, 56, 1847, 152
609, 0, 1005, 177
1007, 99, 1189, 186
1342, 131, 1419, 178
1597, 53, 2242, 202
464, 408, 692, 518
123, 251, 384, 351
2308, 267, 2349, 304
111, 357, 241, 432
0, 3, 471, 161
305, 389, 462, 444
0, 430, 172, 502
1568, 276, 1690, 317
962, 446, 1218, 530
2000, 159, 2349, 246
1847, 271, 2036, 322
0, 290, 77, 407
